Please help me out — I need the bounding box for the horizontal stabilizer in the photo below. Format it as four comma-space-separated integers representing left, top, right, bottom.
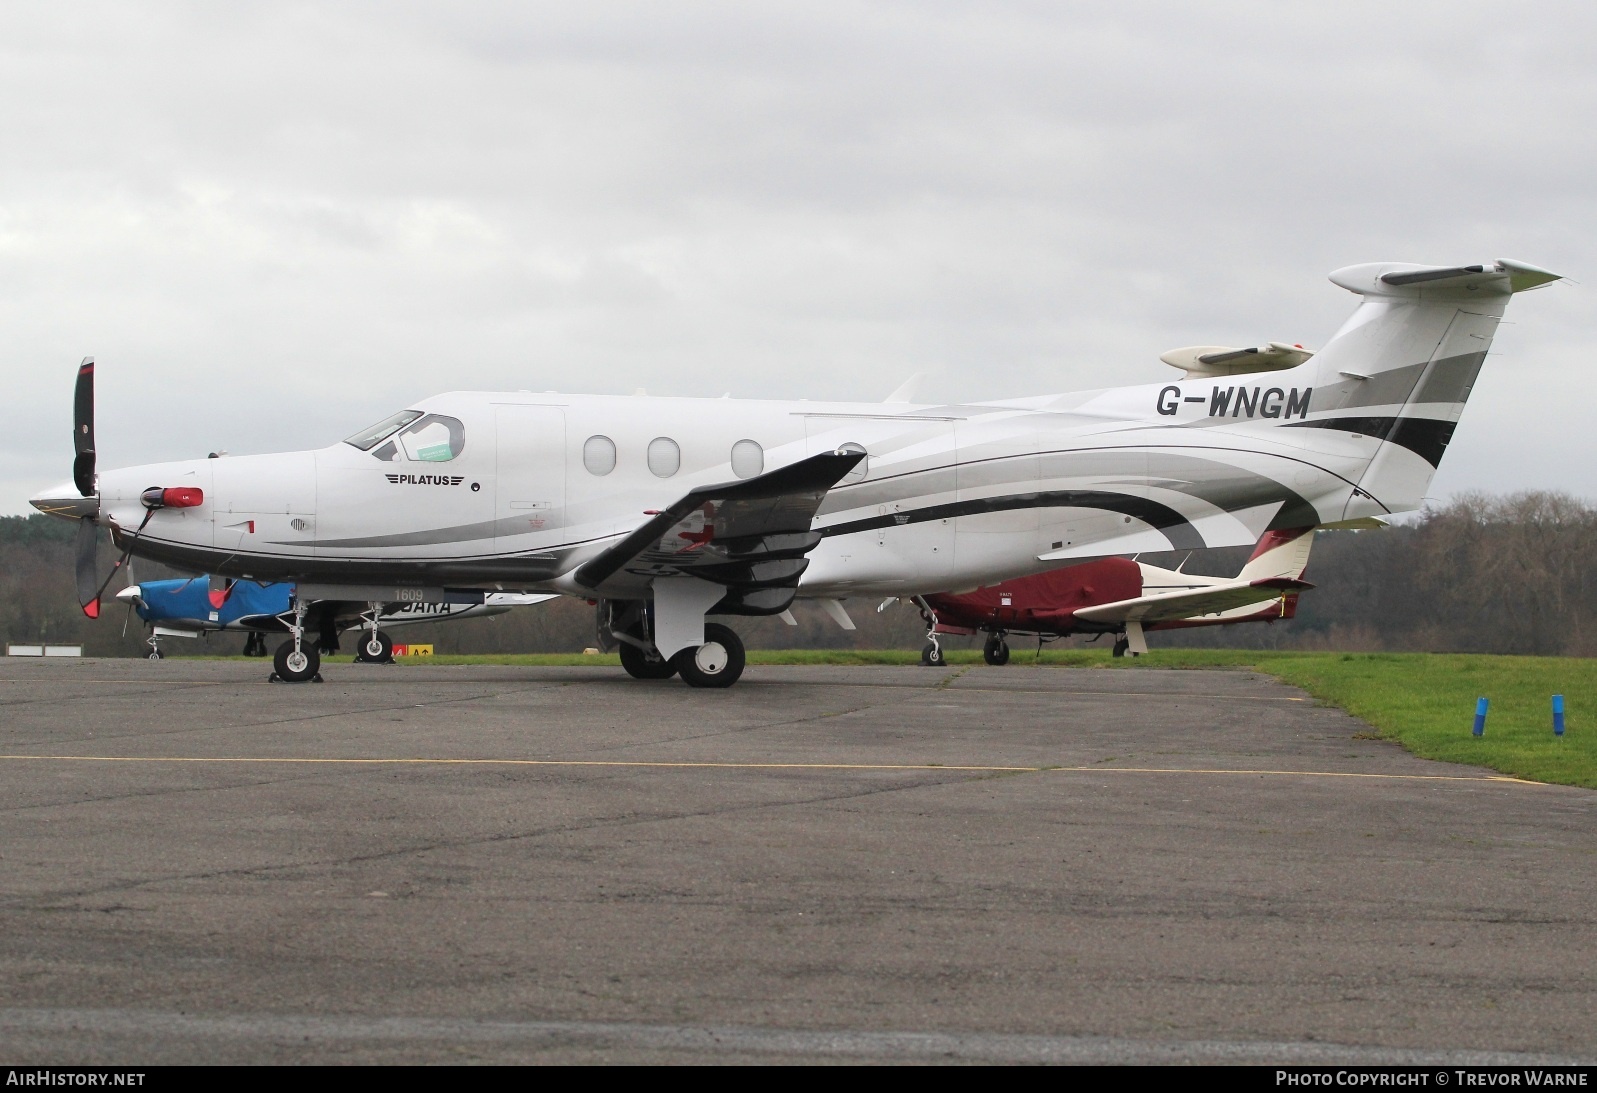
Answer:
1072, 577, 1310, 626
1330, 259, 1562, 299
1160, 342, 1315, 379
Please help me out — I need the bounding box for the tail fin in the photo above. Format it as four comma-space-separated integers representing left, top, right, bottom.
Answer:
1238, 526, 1314, 582
1301, 260, 1560, 520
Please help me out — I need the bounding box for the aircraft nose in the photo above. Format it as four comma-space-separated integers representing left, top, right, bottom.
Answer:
30, 481, 97, 520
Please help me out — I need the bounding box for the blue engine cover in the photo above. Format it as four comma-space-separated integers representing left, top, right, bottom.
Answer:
135, 579, 294, 631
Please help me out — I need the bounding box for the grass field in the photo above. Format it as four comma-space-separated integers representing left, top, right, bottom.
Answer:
380, 648, 1597, 789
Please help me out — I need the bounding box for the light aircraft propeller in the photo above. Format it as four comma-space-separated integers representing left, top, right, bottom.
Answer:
50, 358, 193, 618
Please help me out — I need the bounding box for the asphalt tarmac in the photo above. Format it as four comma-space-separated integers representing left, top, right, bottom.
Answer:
0, 658, 1592, 1065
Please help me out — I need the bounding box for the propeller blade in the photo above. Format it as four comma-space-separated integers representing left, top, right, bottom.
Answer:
75, 517, 101, 619
72, 357, 96, 498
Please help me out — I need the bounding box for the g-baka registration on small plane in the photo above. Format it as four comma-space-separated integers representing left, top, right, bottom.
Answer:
32, 259, 1559, 686
114, 576, 554, 661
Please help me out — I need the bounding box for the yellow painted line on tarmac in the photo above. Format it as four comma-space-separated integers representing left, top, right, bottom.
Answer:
0, 754, 1541, 784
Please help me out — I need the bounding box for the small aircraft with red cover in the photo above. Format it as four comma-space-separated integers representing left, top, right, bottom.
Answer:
916, 524, 1331, 664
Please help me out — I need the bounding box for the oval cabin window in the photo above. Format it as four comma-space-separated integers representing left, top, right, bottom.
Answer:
730, 439, 763, 479
647, 437, 681, 478
583, 435, 617, 476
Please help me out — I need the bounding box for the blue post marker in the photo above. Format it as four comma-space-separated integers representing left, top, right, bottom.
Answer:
1473, 697, 1488, 737
1553, 694, 1565, 737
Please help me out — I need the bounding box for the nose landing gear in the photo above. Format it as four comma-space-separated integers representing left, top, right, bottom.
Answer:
270, 597, 322, 682
272, 640, 321, 683
914, 596, 945, 667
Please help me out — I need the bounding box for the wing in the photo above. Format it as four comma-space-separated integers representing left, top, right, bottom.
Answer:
573, 451, 864, 605
1072, 577, 1312, 625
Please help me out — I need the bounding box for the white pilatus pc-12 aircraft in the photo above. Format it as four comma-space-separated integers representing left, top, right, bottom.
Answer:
32, 259, 1559, 686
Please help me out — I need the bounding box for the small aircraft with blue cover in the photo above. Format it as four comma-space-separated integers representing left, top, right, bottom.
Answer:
116, 576, 554, 662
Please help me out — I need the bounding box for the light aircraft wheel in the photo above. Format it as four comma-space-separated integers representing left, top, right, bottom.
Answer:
983, 637, 1010, 666
147, 649, 164, 661
1111, 637, 1129, 658
273, 640, 321, 683
674, 624, 745, 689
921, 642, 946, 667
619, 640, 677, 680
355, 630, 395, 664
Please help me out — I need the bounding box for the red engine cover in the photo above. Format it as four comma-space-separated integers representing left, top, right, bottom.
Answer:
924, 558, 1144, 636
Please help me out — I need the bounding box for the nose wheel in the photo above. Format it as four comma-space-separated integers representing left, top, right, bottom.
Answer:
913, 596, 945, 667
269, 598, 321, 682
272, 640, 321, 683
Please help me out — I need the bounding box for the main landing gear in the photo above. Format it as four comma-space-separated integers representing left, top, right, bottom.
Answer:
983, 633, 1011, 666
352, 603, 395, 664
620, 640, 677, 680
354, 628, 395, 664
242, 632, 269, 658
672, 623, 745, 688
606, 600, 747, 688
621, 624, 746, 688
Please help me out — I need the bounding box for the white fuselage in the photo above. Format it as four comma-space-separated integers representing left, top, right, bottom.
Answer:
84, 375, 1384, 600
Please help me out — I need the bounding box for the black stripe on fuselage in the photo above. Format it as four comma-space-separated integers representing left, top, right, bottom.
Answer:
819, 490, 1205, 550
1283, 417, 1456, 467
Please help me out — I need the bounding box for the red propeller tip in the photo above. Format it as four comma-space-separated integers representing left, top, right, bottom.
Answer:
82, 599, 100, 619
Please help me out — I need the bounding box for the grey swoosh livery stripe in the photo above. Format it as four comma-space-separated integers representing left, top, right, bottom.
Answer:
821, 490, 1205, 550
1310, 351, 1485, 414
825, 449, 1322, 534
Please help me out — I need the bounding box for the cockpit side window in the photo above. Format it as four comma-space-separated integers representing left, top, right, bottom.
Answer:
395, 414, 466, 462
345, 410, 423, 452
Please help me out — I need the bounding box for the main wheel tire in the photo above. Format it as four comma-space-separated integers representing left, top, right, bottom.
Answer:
273, 640, 321, 683
355, 630, 395, 664
983, 637, 1010, 666
1112, 637, 1129, 658
921, 642, 946, 667
147, 648, 164, 660
620, 640, 677, 680
673, 624, 745, 688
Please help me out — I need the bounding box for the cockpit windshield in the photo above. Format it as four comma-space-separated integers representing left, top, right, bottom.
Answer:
345, 410, 423, 451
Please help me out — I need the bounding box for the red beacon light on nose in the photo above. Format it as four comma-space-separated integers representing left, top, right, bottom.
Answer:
141, 486, 205, 509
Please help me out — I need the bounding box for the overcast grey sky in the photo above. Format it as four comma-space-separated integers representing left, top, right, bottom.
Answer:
2, 2, 1591, 515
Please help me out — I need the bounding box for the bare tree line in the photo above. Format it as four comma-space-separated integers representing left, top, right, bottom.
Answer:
4, 490, 1593, 658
